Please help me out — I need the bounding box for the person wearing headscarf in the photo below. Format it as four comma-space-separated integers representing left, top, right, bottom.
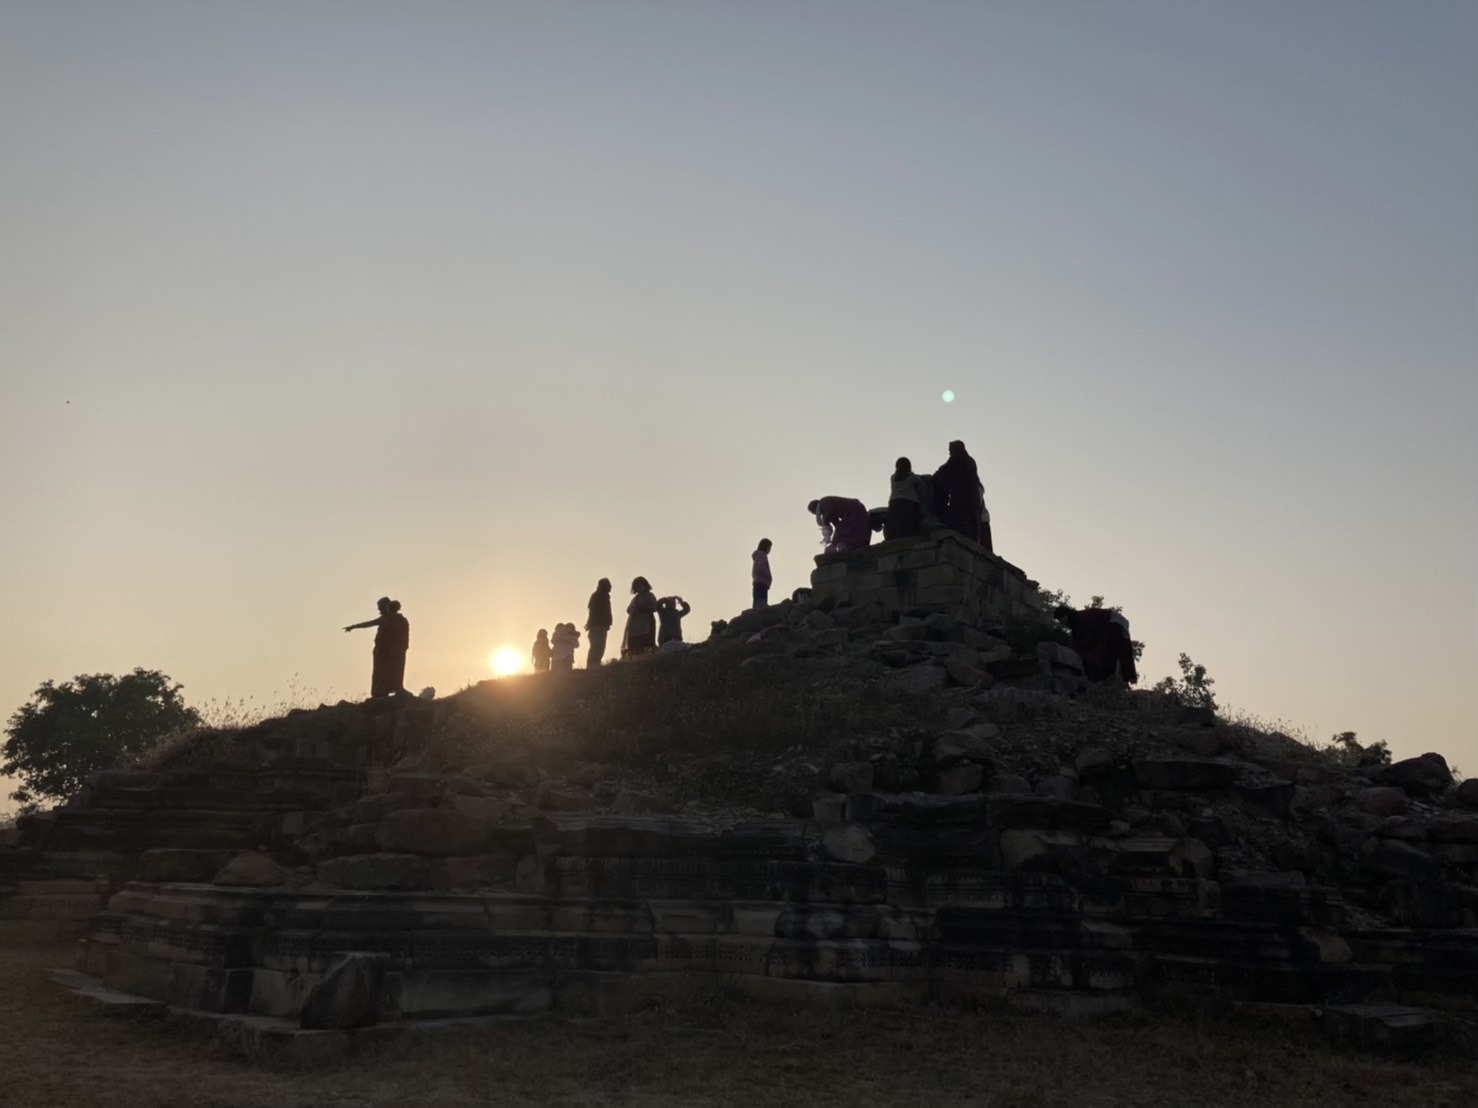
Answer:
932, 440, 990, 550
621, 577, 659, 658
531, 629, 553, 673
551, 623, 580, 672
807, 496, 872, 556
343, 597, 411, 698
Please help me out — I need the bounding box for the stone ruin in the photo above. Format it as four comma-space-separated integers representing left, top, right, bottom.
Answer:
2, 532, 1476, 1057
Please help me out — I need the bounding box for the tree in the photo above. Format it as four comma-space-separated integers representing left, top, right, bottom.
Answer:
2, 669, 199, 809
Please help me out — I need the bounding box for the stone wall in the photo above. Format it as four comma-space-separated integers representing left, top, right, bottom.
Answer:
809, 531, 1045, 627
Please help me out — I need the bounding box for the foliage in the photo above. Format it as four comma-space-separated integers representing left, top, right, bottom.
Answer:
1151, 652, 1218, 712
2, 669, 199, 809
1327, 730, 1391, 769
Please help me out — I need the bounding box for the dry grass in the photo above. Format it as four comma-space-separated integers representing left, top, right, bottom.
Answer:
3, 924, 1474, 1108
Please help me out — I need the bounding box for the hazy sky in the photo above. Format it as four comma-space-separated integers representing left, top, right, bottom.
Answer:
2, 1, 1474, 805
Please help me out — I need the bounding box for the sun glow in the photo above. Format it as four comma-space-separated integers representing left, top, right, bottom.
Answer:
490, 646, 524, 677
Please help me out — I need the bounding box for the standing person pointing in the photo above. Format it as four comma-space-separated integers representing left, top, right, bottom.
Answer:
344, 597, 410, 698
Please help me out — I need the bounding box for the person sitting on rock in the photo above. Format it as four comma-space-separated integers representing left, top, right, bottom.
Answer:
656, 596, 692, 646
622, 577, 659, 658
932, 440, 990, 550
343, 597, 411, 698
808, 496, 872, 557
1054, 605, 1138, 684
885, 457, 926, 541
551, 623, 580, 673
532, 629, 552, 672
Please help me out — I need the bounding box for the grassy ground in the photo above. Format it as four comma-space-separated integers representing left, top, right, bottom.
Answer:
3, 925, 1474, 1108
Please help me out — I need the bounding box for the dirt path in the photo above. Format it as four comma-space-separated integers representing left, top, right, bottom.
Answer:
2, 924, 1473, 1108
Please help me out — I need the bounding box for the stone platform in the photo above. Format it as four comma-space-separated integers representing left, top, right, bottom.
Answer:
809, 531, 1045, 627
69, 803, 1478, 1030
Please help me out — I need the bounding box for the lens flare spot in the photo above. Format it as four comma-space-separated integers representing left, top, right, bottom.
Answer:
491, 647, 524, 677
942, 389, 956, 404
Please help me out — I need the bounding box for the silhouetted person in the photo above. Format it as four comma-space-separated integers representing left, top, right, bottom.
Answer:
622, 576, 659, 658
532, 629, 552, 673
657, 596, 691, 645
551, 623, 580, 673
752, 539, 773, 609
808, 497, 871, 556
933, 440, 990, 551
585, 578, 613, 669
1054, 605, 1138, 685
885, 457, 926, 540
343, 597, 410, 698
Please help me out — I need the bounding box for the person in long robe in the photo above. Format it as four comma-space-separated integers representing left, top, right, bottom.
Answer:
532, 629, 552, 672
807, 496, 872, 555
621, 577, 659, 658
932, 440, 988, 548
343, 597, 411, 698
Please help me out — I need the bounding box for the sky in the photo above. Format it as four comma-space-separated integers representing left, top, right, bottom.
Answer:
1, 1, 1474, 807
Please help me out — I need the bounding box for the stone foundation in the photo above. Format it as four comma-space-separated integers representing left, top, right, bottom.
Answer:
809, 531, 1044, 627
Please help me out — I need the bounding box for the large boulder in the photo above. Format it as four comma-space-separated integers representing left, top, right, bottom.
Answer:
317, 852, 432, 890
1453, 778, 1478, 810
374, 808, 486, 855
138, 849, 233, 883
1356, 786, 1409, 818
213, 851, 288, 887
1378, 753, 1453, 798
299, 953, 388, 1030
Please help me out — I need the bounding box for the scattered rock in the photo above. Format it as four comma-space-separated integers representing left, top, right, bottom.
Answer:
451, 794, 512, 822
1320, 1003, 1435, 1054
812, 795, 847, 826
1034, 775, 1076, 801
935, 763, 984, 796
1453, 778, 1478, 810
828, 762, 875, 794
300, 952, 387, 1030
931, 730, 1000, 767
993, 773, 1031, 795
1378, 753, 1454, 799
374, 808, 486, 855
1357, 786, 1409, 818
317, 852, 432, 890
1132, 758, 1238, 791
137, 848, 233, 883
821, 824, 877, 864
1074, 749, 1115, 780
883, 662, 948, 697
971, 687, 1062, 722
213, 851, 287, 887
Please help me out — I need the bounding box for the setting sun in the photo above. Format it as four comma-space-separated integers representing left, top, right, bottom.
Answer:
490, 647, 524, 678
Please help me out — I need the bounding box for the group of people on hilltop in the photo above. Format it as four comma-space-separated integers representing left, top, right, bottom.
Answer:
809, 439, 991, 557
342, 440, 994, 698
532, 624, 582, 673
577, 576, 691, 667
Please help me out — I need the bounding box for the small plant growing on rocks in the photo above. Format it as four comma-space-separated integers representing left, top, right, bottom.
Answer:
1151, 652, 1218, 712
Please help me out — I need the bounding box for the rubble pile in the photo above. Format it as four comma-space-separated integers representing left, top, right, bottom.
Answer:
2, 535, 1474, 1053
